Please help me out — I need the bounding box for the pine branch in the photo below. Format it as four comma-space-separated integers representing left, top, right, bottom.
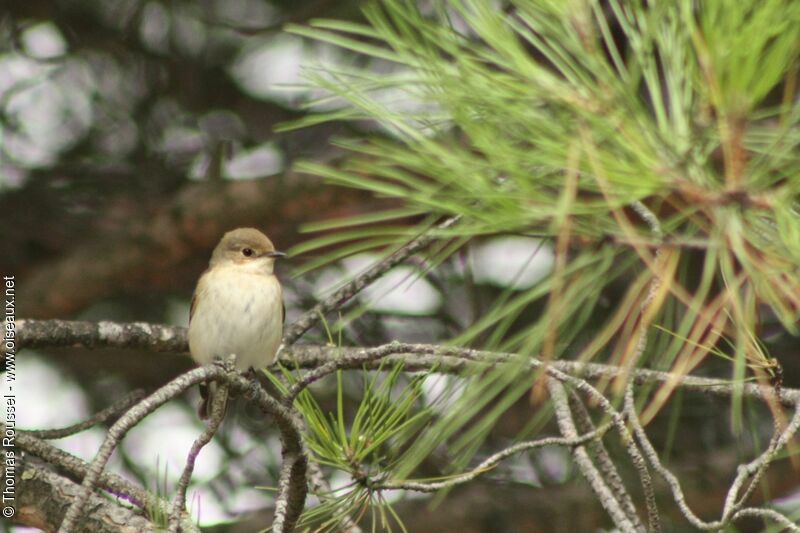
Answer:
282, 215, 460, 345
13, 318, 800, 531
22, 389, 146, 440
373, 424, 612, 492
547, 378, 641, 532
11, 319, 800, 406
168, 384, 229, 533
14, 457, 158, 532
7, 427, 199, 531
54, 365, 306, 533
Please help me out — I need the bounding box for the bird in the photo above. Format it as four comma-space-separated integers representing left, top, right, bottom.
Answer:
188, 227, 285, 418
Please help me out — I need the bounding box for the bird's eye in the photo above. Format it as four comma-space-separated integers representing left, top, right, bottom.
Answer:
242, 248, 254, 257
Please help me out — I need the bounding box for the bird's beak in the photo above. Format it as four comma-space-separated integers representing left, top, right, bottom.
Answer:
263, 251, 286, 259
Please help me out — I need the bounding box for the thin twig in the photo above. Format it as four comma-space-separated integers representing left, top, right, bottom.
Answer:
547, 378, 641, 533
630, 201, 663, 238
630, 401, 719, 528
569, 390, 644, 530
282, 215, 460, 345
283, 341, 406, 405
731, 508, 800, 532
22, 390, 146, 439
168, 384, 229, 533
375, 423, 612, 492
629, 398, 800, 531
617, 200, 664, 388
723, 432, 780, 522
623, 386, 661, 533
721, 400, 800, 523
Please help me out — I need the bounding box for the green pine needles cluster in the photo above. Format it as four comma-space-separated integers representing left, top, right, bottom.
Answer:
269, 363, 431, 531
278, 0, 800, 528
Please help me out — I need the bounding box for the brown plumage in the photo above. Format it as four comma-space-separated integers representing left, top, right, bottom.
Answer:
188, 228, 285, 418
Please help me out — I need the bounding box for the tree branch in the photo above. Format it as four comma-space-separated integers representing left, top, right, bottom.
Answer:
282, 215, 460, 345
22, 389, 146, 440
570, 388, 647, 530
7, 428, 200, 531
57, 368, 220, 532
55, 365, 307, 533
731, 508, 800, 532
622, 386, 660, 532
721, 400, 800, 524
374, 424, 612, 492
237, 378, 307, 532
11, 320, 800, 407
14, 457, 157, 532
547, 378, 642, 533
168, 384, 229, 533
8, 319, 187, 355
12, 320, 800, 531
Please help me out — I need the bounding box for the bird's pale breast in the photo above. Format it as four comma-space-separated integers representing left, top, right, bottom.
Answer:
188, 265, 283, 371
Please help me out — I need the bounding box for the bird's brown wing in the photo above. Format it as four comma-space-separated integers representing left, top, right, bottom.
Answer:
190, 283, 213, 418
189, 293, 197, 325
189, 269, 208, 325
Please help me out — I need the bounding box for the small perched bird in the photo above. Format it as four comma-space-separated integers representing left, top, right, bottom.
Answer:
188, 228, 285, 418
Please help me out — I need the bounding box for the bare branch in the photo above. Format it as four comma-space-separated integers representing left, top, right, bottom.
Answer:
629, 391, 723, 529
14, 319, 800, 531
569, 389, 646, 530
15, 457, 157, 532
8, 427, 200, 531
22, 389, 146, 440
614, 200, 664, 388
273, 433, 309, 533
721, 400, 800, 523
375, 424, 612, 492
281, 342, 800, 406
282, 215, 460, 345
13, 320, 800, 406
622, 386, 660, 533
731, 508, 800, 532
547, 378, 642, 533
11, 426, 144, 508
168, 385, 229, 533
283, 340, 407, 405
624, 391, 800, 529
8, 319, 187, 355
236, 378, 307, 532
543, 366, 662, 533
56, 365, 307, 533
57, 367, 224, 533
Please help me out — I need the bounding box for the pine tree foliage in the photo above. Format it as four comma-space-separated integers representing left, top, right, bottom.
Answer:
278, 1, 800, 528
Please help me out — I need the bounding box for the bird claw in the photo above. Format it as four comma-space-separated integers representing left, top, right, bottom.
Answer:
212, 353, 237, 373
